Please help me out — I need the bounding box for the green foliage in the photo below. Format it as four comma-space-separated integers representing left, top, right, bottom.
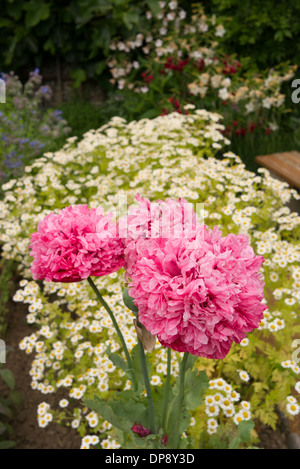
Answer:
57, 96, 127, 141
0, 69, 71, 185
164, 366, 209, 449
0, 0, 161, 82
209, 0, 300, 68
200, 420, 255, 449
122, 288, 138, 315
105, 2, 298, 171
0, 259, 16, 335
84, 353, 209, 449
0, 364, 23, 449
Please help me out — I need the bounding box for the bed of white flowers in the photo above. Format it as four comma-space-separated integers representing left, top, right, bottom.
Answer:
1, 107, 300, 449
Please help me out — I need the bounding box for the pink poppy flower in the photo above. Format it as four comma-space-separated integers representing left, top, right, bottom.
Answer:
123, 197, 267, 359
120, 194, 201, 276
29, 204, 125, 282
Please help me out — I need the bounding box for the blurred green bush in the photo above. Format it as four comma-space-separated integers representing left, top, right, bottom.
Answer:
0, 0, 162, 86
207, 0, 300, 69
2, 1, 299, 84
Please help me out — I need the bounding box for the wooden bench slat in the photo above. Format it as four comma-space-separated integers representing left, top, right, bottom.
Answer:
255, 151, 300, 189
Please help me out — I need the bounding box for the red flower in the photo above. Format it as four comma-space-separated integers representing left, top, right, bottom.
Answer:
164, 57, 174, 70
164, 56, 189, 72
176, 58, 190, 71
221, 57, 239, 75
235, 127, 246, 136
173, 99, 180, 109
195, 59, 205, 72
145, 74, 153, 83
141, 71, 154, 83
169, 96, 182, 113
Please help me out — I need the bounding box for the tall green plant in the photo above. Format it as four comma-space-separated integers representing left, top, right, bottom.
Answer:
209, 0, 300, 69
0, 365, 23, 449
0, 0, 161, 88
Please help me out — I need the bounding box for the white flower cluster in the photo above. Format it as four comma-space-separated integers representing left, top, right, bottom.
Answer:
204, 378, 252, 434
37, 402, 53, 428
0, 108, 299, 446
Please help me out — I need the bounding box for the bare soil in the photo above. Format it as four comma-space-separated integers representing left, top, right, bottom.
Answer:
0, 296, 81, 449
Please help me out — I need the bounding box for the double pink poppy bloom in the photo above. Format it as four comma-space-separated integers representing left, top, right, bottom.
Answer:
29, 196, 266, 359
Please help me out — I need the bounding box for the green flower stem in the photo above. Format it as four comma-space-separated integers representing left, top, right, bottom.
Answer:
87, 276, 137, 390
138, 335, 156, 434
175, 352, 189, 448
162, 347, 172, 433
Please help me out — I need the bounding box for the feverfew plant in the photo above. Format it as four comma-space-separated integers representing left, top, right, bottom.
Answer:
1, 108, 300, 448
0, 69, 71, 183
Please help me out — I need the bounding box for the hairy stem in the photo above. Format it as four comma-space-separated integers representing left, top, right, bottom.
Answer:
138, 336, 156, 433
87, 276, 137, 390
162, 347, 172, 433
175, 352, 189, 448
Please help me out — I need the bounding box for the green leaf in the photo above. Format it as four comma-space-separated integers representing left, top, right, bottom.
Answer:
228, 436, 241, 449
237, 420, 254, 443
0, 440, 16, 449
6, 1, 24, 21
274, 30, 283, 42
113, 427, 125, 446
83, 395, 133, 433
131, 432, 162, 449
44, 38, 55, 54
25, 2, 50, 28
106, 347, 136, 385
0, 422, 7, 435
122, 10, 139, 30
5, 35, 17, 65
146, 0, 161, 17
123, 288, 138, 315
184, 369, 209, 411
0, 369, 15, 390
165, 363, 209, 448
0, 19, 13, 27
9, 390, 23, 406
165, 396, 190, 448
112, 395, 148, 428
105, 344, 128, 371
131, 343, 152, 384
139, 109, 159, 119
95, 61, 106, 76
71, 68, 87, 88
2, 422, 13, 437
0, 403, 12, 418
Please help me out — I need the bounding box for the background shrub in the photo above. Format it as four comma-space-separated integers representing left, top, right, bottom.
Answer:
0, 0, 162, 86
207, 0, 300, 69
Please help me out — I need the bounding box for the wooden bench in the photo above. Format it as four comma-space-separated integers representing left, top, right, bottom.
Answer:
255, 151, 300, 190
